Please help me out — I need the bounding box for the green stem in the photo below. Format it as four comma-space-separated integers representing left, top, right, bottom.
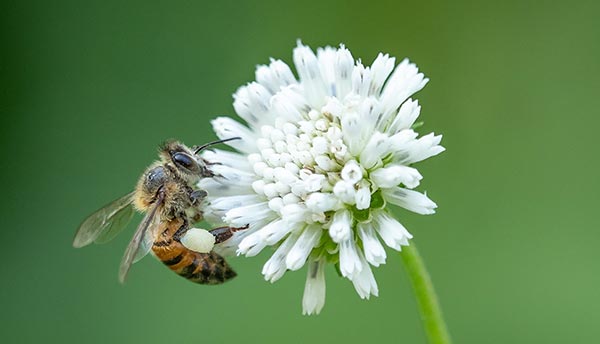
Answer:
400, 242, 452, 344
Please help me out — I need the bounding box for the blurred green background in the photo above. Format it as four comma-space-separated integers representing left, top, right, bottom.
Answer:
2, 0, 599, 343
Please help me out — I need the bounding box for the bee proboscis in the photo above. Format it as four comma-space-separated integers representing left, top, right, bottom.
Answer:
73, 137, 247, 284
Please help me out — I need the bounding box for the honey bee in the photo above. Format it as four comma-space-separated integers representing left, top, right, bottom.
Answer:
73, 137, 247, 284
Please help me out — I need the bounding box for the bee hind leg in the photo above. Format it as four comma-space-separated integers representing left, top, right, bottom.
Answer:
209, 224, 249, 244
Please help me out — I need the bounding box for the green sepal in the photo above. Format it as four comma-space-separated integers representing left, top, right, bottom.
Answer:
370, 190, 386, 209
334, 262, 343, 278
352, 207, 371, 223
411, 121, 424, 130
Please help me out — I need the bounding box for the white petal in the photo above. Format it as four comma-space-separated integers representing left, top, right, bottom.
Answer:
262, 219, 294, 245
198, 178, 253, 198
317, 46, 337, 97
255, 59, 296, 94
321, 97, 344, 119
356, 96, 379, 143
310, 136, 328, 155
357, 222, 386, 266
333, 45, 354, 99
351, 62, 373, 98
280, 203, 310, 224
340, 160, 363, 184
201, 149, 251, 171
206, 173, 259, 192
213, 217, 271, 257
237, 230, 268, 257
359, 132, 391, 169
293, 41, 328, 108
207, 194, 263, 213
285, 225, 322, 270
207, 164, 256, 186
200, 208, 228, 227
238, 219, 292, 256
340, 110, 364, 156
305, 192, 341, 212
211, 117, 257, 154
233, 82, 273, 127
386, 98, 421, 134
371, 165, 423, 189
394, 133, 445, 164
329, 209, 352, 243
224, 202, 275, 227
273, 166, 298, 184
333, 180, 356, 204
339, 94, 378, 154
270, 84, 308, 122
350, 251, 379, 299
388, 129, 419, 149
302, 258, 326, 315
339, 236, 363, 278
302, 173, 326, 192
377, 59, 429, 130
382, 187, 437, 215
314, 155, 339, 171
369, 53, 395, 96
373, 211, 413, 250
268, 197, 284, 213
262, 230, 301, 282
355, 187, 371, 210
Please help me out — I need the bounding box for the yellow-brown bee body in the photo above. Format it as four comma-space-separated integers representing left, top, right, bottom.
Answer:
73, 138, 244, 285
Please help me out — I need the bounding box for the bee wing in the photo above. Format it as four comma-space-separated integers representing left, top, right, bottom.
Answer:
133, 214, 161, 264
118, 190, 165, 284
73, 192, 136, 248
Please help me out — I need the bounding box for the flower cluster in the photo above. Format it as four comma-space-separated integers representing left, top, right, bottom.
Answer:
199, 42, 444, 314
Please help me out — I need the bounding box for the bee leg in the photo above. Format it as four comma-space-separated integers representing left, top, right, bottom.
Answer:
209, 224, 249, 244
202, 158, 222, 166
199, 158, 224, 178
172, 219, 190, 241
189, 190, 208, 205
191, 212, 203, 223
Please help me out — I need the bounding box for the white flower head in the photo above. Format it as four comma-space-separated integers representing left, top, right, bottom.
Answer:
200, 42, 444, 315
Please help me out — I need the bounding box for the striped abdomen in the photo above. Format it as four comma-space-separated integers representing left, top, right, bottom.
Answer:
152, 218, 236, 284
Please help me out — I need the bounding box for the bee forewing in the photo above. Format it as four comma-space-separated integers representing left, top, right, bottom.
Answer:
118, 191, 164, 283
133, 215, 161, 263
73, 193, 135, 248
94, 204, 135, 244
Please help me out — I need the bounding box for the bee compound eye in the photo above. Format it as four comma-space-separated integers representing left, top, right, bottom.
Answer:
173, 152, 194, 169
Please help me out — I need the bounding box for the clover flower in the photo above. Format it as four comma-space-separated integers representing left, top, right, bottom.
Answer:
199, 42, 444, 315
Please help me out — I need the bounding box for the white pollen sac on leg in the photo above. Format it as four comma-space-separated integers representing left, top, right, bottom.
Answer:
181, 228, 216, 253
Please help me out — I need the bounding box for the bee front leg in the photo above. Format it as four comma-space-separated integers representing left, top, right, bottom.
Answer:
188, 190, 207, 223
209, 225, 249, 244
189, 190, 208, 205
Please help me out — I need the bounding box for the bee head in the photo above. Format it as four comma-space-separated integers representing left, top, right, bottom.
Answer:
159, 140, 207, 184
159, 137, 241, 183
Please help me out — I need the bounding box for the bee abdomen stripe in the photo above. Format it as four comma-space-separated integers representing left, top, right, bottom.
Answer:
152, 240, 171, 247
163, 254, 183, 266
200, 260, 211, 277
180, 256, 199, 279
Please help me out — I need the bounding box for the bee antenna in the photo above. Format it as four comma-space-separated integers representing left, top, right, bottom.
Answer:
193, 137, 241, 154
